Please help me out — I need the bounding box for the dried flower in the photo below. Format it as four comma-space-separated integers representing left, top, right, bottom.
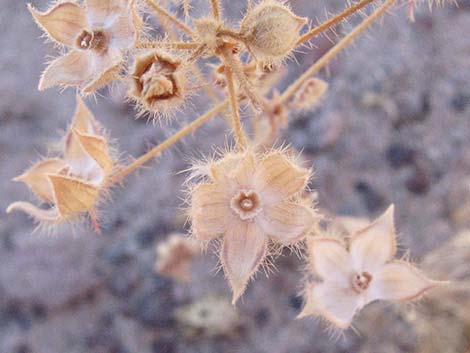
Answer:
129, 50, 187, 118
299, 205, 443, 329
190, 150, 318, 303
29, 0, 140, 94
7, 96, 114, 227
155, 233, 201, 282
240, 0, 306, 63
291, 77, 328, 111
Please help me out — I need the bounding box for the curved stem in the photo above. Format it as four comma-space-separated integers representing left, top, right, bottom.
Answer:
144, 0, 195, 37
108, 101, 229, 185
296, 0, 377, 46
280, 0, 396, 106
136, 41, 201, 49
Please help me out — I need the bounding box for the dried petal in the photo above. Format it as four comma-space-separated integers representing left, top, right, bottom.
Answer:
350, 205, 397, 272
259, 200, 315, 245
13, 159, 66, 203
254, 152, 309, 205
108, 12, 138, 49
191, 183, 233, 241
82, 49, 123, 94
299, 282, 360, 329
49, 174, 100, 218
221, 221, 267, 304
366, 260, 441, 303
307, 237, 351, 283
73, 130, 113, 177
28, 3, 87, 46
232, 153, 255, 190
39, 51, 91, 91
86, 0, 126, 26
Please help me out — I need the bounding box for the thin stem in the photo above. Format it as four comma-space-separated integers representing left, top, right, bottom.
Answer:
210, 0, 221, 20
136, 41, 201, 49
280, 0, 396, 105
108, 101, 229, 185
296, 0, 376, 46
223, 50, 248, 150
144, 0, 195, 37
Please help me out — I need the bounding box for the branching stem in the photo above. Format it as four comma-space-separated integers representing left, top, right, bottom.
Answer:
296, 0, 377, 46
280, 0, 396, 105
108, 101, 229, 185
144, 0, 195, 37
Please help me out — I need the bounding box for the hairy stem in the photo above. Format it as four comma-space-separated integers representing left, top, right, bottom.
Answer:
108, 101, 229, 185
280, 0, 396, 105
223, 51, 248, 150
296, 0, 377, 46
144, 0, 195, 37
222, 49, 261, 110
210, 0, 221, 20
136, 41, 201, 49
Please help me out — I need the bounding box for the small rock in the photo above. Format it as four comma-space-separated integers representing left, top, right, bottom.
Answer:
406, 168, 430, 195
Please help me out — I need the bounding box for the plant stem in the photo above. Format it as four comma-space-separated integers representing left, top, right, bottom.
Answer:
280, 0, 396, 105
108, 101, 229, 185
296, 0, 376, 46
210, 0, 221, 20
136, 41, 201, 49
223, 51, 248, 150
144, 0, 195, 37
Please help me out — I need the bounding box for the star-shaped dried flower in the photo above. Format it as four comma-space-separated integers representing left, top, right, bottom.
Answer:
7, 96, 114, 228
190, 150, 318, 303
299, 205, 443, 329
29, 0, 140, 94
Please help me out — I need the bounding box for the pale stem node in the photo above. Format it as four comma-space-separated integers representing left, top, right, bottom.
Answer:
210, 0, 222, 20
144, 0, 195, 37
222, 50, 248, 150
136, 41, 202, 49
296, 0, 377, 46
280, 0, 396, 106
108, 100, 229, 185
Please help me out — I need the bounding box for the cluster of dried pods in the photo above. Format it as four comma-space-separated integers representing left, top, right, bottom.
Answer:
7, 0, 449, 330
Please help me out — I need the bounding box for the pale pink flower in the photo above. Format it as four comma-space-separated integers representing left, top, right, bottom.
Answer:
29, 0, 140, 94
299, 205, 443, 329
190, 151, 318, 303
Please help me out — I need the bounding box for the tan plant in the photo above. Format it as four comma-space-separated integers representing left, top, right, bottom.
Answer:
7, 0, 455, 338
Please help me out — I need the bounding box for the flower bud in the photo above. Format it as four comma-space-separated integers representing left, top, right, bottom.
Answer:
240, 0, 306, 63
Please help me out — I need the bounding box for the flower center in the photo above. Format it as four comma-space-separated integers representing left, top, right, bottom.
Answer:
230, 190, 262, 220
76, 30, 108, 52
140, 61, 177, 101
351, 272, 373, 293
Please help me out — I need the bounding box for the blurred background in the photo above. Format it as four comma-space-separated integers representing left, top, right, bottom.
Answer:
1, 0, 469, 352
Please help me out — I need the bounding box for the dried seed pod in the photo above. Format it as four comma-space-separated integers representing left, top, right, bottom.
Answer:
291, 78, 328, 111
129, 50, 187, 119
7, 96, 114, 228
240, 0, 306, 63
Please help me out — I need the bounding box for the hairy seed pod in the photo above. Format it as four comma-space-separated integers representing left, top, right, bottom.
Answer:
240, 0, 306, 63
130, 50, 186, 118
